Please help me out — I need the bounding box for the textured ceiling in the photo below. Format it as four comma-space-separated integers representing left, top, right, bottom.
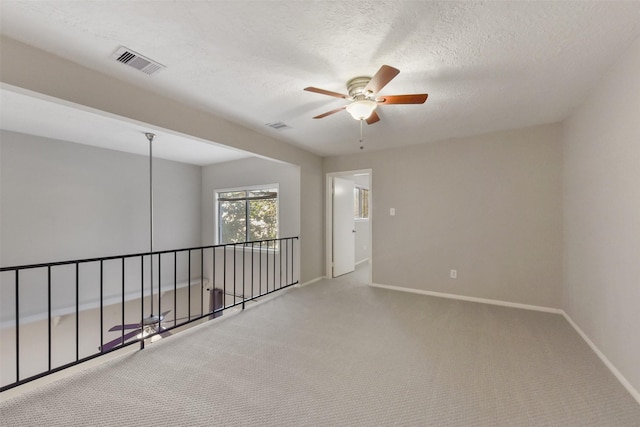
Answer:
1, 1, 640, 157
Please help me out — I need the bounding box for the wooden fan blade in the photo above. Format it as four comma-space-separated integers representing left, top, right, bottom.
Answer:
366, 110, 380, 125
364, 65, 400, 94
304, 87, 349, 99
313, 105, 346, 119
378, 94, 428, 104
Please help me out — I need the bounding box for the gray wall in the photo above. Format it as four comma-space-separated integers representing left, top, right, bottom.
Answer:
563, 35, 640, 394
200, 157, 301, 289
325, 123, 563, 308
0, 130, 201, 265
0, 130, 202, 321
201, 156, 300, 245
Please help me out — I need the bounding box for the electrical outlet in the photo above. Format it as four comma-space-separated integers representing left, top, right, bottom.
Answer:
450, 269, 457, 279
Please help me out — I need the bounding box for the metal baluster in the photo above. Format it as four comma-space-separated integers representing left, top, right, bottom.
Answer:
48, 266, 51, 371
260, 241, 263, 297
158, 253, 162, 325
174, 252, 177, 327
280, 239, 283, 289
100, 261, 104, 352
15, 270, 20, 382
75, 262, 79, 361
140, 256, 145, 350
121, 258, 125, 348
188, 250, 191, 320
251, 242, 255, 299
215, 246, 217, 319
266, 241, 269, 294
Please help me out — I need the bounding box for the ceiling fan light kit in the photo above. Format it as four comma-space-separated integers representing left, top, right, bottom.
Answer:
346, 99, 377, 120
304, 64, 428, 125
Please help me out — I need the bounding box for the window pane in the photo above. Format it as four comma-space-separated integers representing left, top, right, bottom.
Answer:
219, 200, 246, 243
362, 189, 369, 218
354, 187, 369, 219
248, 189, 277, 199
219, 191, 246, 200
217, 186, 278, 244
248, 198, 277, 241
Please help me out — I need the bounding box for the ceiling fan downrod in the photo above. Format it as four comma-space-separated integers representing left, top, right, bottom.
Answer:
145, 132, 158, 324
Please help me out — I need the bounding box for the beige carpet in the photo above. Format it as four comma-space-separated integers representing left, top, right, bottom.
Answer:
1, 269, 639, 426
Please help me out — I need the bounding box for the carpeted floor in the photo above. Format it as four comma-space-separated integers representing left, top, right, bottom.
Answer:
1, 267, 639, 426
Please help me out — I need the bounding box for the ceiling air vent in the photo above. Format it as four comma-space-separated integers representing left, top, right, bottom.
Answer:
266, 121, 289, 130
112, 46, 165, 75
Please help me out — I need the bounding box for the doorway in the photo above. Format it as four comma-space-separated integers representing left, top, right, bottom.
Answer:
325, 169, 372, 283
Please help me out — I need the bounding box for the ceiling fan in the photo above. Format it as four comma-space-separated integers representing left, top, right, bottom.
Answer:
100, 310, 173, 352
304, 65, 428, 124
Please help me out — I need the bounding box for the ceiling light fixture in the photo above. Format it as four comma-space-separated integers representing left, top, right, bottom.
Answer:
346, 99, 378, 120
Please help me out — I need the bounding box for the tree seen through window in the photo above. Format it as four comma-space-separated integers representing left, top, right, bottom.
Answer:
218, 188, 278, 244
354, 187, 369, 219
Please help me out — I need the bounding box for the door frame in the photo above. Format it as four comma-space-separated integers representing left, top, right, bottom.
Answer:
325, 169, 373, 283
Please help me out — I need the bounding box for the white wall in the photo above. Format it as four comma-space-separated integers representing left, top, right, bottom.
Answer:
562, 35, 640, 395
325, 123, 563, 308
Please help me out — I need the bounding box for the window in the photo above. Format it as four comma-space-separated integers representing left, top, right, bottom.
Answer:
217, 186, 278, 244
354, 186, 369, 219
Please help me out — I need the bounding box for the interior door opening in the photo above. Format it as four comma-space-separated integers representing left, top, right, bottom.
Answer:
332, 177, 355, 277
326, 170, 372, 283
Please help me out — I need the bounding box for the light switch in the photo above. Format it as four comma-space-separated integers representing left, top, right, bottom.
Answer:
390, 208, 395, 216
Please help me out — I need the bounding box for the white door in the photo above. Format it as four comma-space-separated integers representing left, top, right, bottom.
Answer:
333, 177, 355, 277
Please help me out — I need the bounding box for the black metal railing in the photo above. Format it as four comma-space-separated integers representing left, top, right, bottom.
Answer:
0, 236, 299, 392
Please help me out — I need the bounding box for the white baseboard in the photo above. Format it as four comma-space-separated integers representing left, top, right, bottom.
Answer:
355, 258, 370, 267
296, 276, 327, 288
561, 311, 640, 405
369, 281, 639, 405
369, 282, 562, 314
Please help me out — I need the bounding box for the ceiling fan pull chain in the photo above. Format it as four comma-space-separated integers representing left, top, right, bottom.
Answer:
359, 119, 364, 150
